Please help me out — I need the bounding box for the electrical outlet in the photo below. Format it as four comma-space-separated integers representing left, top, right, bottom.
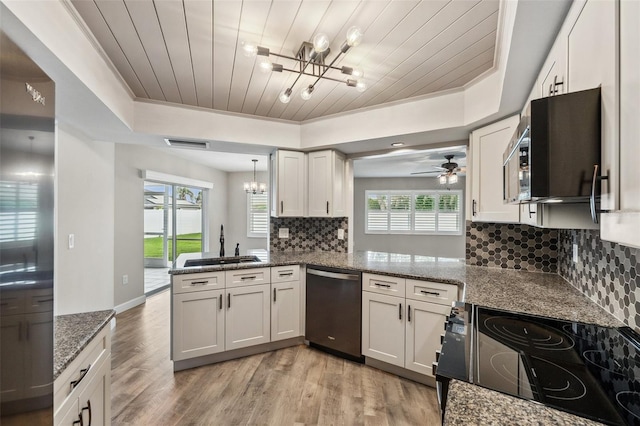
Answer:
338, 229, 345, 240
278, 228, 289, 239
572, 244, 578, 263
122, 274, 129, 285
68, 234, 75, 249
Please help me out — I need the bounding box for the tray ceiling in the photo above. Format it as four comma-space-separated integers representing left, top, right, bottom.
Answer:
69, 0, 500, 122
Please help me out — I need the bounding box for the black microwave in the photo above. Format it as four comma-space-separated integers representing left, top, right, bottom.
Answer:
503, 88, 601, 204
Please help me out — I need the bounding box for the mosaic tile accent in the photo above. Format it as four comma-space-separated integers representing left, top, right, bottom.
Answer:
465, 221, 559, 272
270, 217, 348, 252
558, 229, 639, 332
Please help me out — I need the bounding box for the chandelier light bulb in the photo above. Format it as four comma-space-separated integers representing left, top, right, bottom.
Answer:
301, 85, 314, 100
279, 88, 292, 104
351, 68, 364, 78
313, 33, 330, 53
258, 57, 273, 73
346, 26, 364, 47
241, 41, 258, 57
355, 80, 367, 92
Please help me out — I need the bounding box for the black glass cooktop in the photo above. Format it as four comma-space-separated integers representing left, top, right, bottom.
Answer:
438, 305, 640, 425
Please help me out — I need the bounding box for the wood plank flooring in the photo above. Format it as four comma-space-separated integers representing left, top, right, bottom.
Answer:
110, 290, 441, 425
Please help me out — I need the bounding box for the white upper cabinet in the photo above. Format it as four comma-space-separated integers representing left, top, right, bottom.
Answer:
271, 150, 306, 217
602, 0, 640, 248
469, 115, 520, 223
307, 150, 346, 217
538, 38, 567, 99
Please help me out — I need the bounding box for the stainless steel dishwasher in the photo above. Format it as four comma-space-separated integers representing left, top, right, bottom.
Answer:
305, 266, 363, 362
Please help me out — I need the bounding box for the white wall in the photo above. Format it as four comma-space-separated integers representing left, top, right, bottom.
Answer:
226, 171, 269, 252
353, 177, 466, 258
113, 144, 228, 308
55, 125, 115, 315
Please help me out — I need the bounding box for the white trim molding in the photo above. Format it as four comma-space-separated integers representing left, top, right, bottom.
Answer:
114, 295, 146, 314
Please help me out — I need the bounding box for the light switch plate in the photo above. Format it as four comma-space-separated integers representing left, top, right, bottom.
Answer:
278, 228, 289, 239
338, 229, 345, 240
68, 234, 75, 249
572, 244, 578, 263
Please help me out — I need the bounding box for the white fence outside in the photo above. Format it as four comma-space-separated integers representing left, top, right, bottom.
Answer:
144, 209, 202, 236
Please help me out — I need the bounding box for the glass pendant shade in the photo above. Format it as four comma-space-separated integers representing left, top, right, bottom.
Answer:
346, 26, 364, 47
279, 88, 292, 103
439, 175, 448, 185
244, 159, 266, 194
313, 33, 330, 53
301, 85, 314, 100
448, 174, 458, 184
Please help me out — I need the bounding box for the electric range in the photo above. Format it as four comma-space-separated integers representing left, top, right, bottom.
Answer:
435, 303, 640, 425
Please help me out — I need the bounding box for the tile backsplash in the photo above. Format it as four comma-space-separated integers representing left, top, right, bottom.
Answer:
558, 229, 639, 332
270, 217, 348, 252
465, 221, 559, 272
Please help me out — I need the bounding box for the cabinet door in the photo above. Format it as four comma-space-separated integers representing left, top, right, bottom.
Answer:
172, 290, 225, 361
332, 152, 346, 216
275, 150, 305, 217
470, 115, 520, 223
405, 300, 449, 377
539, 40, 567, 98
271, 281, 301, 341
0, 316, 24, 401
602, 0, 640, 248
78, 355, 111, 426
361, 292, 404, 367
225, 284, 271, 350
24, 312, 54, 398
308, 150, 332, 217
55, 397, 80, 426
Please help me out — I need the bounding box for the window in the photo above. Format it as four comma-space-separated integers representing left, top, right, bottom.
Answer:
0, 181, 38, 243
247, 192, 268, 237
365, 190, 462, 235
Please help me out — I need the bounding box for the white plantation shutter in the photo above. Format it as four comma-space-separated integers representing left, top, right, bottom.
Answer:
247, 192, 268, 237
0, 181, 38, 243
365, 190, 462, 235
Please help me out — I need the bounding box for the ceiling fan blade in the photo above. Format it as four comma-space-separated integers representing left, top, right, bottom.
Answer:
410, 171, 440, 175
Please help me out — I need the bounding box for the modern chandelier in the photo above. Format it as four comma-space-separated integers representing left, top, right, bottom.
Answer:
244, 159, 266, 194
242, 26, 366, 103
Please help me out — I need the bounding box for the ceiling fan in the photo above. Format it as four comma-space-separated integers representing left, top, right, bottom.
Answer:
411, 154, 464, 176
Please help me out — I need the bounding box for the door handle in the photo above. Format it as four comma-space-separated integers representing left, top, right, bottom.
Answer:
280, 201, 283, 214
408, 305, 412, 323
81, 400, 92, 426
326, 201, 329, 214
273, 288, 277, 303
227, 293, 231, 309
219, 293, 222, 310
399, 303, 402, 320
472, 199, 477, 216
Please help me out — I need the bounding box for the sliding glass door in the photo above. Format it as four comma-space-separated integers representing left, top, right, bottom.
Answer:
144, 182, 206, 267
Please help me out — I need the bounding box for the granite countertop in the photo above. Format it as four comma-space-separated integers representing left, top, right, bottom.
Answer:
444, 380, 605, 426
54, 309, 115, 380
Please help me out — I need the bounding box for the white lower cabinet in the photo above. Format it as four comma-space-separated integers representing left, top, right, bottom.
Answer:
362, 273, 457, 379
54, 326, 111, 426
405, 300, 450, 376
362, 292, 405, 367
225, 283, 271, 351
271, 281, 301, 342
172, 289, 225, 361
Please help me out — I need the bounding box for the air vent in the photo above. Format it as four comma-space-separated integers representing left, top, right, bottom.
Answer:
164, 138, 210, 150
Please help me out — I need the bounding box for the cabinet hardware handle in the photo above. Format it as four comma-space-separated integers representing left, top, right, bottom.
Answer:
36, 298, 54, 303
472, 199, 477, 216
408, 305, 412, 323
190, 280, 208, 286
374, 283, 391, 288
549, 83, 554, 96
528, 204, 535, 218
70, 364, 91, 390
590, 164, 610, 224
420, 290, 441, 296
399, 303, 402, 320
227, 293, 231, 309
279, 272, 293, 277
81, 400, 92, 426
280, 201, 283, 214
326, 201, 329, 214
219, 294, 222, 310
552, 75, 564, 94
73, 413, 83, 426
240, 276, 256, 281
273, 288, 277, 303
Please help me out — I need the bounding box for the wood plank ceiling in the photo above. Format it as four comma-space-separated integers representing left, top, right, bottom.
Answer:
70, 0, 500, 122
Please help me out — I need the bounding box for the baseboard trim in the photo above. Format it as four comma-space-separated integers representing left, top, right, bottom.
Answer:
114, 295, 145, 314
173, 336, 304, 372
365, 357, 436, 387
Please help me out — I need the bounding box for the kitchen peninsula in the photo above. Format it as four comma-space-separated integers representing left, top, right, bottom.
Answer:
171, 250, 622, 425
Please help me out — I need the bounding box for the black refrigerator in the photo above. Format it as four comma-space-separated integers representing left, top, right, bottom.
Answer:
0, 31, 55, 424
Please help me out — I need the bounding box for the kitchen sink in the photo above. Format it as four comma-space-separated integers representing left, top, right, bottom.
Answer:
183, 255, 262, 267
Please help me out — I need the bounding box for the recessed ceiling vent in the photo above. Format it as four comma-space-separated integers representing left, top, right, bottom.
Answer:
164, 138, 210, 150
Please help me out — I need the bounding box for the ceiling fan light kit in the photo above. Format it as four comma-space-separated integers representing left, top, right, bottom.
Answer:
243, 26, 366, 103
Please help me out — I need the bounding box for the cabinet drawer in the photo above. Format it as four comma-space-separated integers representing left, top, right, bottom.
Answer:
271, 265, 300, 283
172, 271, 225, 294
54, 326, 110, 412
226, 268, 271, 288
362, 273, 405, 297
406, 280, 457, 306
27, 287, 54, 313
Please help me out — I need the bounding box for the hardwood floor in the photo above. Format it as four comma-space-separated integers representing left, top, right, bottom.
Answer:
111, 290, 441, 425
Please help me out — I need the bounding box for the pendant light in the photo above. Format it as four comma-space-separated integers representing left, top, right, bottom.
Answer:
243, 159, 266, 194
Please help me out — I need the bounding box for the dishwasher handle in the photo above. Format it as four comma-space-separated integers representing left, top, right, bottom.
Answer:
307, 268, 360, 281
